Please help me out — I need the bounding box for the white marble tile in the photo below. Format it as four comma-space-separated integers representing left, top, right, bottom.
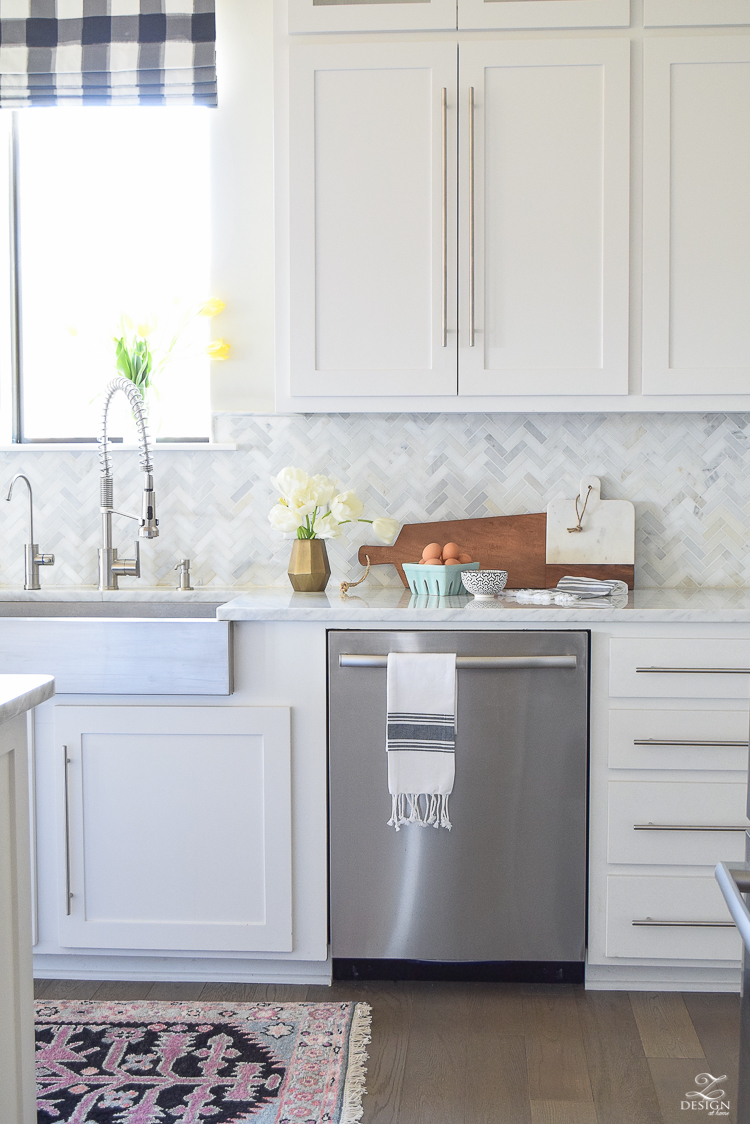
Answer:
1, 411, 750, 592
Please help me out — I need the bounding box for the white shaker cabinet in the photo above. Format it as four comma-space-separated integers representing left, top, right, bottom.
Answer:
287, 0, 629, 34
288, 43, 458, 399
54, 706, 292, 954
458, 39, 630, 397
0, 714, 38, 1124
643, 38, 750, 394
458, 0, 629, 30
644, 0, 750, 26
284, 39, 630, 405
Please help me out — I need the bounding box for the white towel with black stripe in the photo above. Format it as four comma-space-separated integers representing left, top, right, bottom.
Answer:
386, 652, 456, 831
556, 575, 629, 598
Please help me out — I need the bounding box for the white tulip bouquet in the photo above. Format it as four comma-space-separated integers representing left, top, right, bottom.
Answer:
268, 466, 399, 544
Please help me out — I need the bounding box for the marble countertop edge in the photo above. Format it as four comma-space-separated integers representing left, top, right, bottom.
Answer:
216, 587, 750, 623
0, 675, 55, 725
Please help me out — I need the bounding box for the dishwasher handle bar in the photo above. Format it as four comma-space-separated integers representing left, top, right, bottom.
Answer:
338, 654, 577, 670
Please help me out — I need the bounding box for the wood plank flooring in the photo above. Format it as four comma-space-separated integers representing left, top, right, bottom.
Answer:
34, 979, 741, 1123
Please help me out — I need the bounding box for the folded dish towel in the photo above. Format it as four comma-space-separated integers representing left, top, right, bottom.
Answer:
556, 575, 629, 598
386, 652, 456, 831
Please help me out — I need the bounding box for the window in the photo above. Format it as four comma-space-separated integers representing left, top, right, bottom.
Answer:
10, 106, 212, 443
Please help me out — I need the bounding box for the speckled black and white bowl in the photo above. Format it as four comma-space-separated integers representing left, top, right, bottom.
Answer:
460, 569, 509, 600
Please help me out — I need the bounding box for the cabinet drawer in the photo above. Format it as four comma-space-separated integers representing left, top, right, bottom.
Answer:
610, 638, 750, 699
606, 875, 742, 960
609, 708, 749, 771
608, 780, 749, 865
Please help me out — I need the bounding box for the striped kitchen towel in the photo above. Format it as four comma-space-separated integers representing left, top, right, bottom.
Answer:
556, 575, 629, 598
386, 652, 456, 831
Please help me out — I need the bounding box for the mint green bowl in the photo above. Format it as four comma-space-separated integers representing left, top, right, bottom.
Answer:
402, 561, 479, 597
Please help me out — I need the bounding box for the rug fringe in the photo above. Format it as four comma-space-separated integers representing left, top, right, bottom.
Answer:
340, 1001, 372, 1124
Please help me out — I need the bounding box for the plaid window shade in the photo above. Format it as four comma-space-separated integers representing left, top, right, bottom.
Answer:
0, 0, 216, 107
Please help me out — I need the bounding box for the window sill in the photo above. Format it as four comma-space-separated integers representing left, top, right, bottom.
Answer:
0, 443, 238, 452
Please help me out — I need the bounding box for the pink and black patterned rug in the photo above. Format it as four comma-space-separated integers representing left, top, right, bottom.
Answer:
35, 998, 371, 1123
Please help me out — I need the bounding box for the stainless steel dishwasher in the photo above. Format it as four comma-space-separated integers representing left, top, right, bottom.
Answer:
328, 630, 589, 981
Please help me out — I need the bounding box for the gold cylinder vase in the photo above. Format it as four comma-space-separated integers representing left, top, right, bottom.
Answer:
287, 538, 331, 592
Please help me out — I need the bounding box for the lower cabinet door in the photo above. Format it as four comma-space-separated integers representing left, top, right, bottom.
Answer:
55, 706, 292, 953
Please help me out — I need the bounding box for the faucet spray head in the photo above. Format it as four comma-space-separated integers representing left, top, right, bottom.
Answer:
140, 472, 159, 539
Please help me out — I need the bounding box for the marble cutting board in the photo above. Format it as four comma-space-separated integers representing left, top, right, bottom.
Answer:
546, 476, 635, 565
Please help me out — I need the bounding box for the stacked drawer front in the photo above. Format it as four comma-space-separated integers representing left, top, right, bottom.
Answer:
607, 638, 750, 962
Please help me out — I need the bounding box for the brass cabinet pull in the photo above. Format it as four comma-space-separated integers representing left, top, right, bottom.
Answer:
468, 86, 475, 348
441, 87, 448, 348
63, 745, 72, 916
633, 738, 746, 747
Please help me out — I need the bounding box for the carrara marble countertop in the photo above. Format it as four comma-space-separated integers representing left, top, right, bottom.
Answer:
0, 674, 54, 723
217, 586, 750, 623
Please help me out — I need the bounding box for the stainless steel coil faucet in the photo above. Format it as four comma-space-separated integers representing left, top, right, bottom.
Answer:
5, 473, 55, 590
98, 376, 159, 590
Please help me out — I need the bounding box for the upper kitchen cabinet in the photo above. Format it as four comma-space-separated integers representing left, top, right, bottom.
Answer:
458, 39, 630, 397
643, 38, 750, 395
286, 0, 629, 33
644, 0, 750, 26
281, 39, 630, 407
287, 0, 456, 32
287, 43, 458, 398
458, 0, 629, 30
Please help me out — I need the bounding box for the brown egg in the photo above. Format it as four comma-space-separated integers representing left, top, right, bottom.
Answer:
422, 543, 442, 560
442, 542, 460, 559
443, 557, 460, 567
458, 553, 473, 563
418, 559, 426, 564
424, 558, 444, 566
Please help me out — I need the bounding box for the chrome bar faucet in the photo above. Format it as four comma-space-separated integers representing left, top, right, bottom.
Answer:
98, 376, 159, 591
5, 473, 55, 590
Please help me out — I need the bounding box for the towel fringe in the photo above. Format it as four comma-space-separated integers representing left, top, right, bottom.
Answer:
387, 792, 452, 831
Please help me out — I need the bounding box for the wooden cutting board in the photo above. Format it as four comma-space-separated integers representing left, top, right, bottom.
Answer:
359, 513, 634, 589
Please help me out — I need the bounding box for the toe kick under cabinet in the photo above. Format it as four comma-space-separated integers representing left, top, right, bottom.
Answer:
590, 634, 750, 990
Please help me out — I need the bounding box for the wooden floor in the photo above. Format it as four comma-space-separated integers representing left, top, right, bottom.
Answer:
35, 979, 741, 1123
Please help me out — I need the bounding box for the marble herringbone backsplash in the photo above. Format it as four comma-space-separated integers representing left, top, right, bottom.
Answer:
1, 411, 749, 590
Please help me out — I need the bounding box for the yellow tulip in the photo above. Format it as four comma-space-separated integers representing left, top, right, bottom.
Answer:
199, 298, 225, 318
136, 317, 156, 338
206, 338, 231, 360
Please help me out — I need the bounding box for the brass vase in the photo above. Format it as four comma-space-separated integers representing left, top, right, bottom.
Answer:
287, 538, 331, 592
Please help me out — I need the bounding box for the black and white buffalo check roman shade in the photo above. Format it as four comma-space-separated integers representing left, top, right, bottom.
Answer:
0, 0, 216, 107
